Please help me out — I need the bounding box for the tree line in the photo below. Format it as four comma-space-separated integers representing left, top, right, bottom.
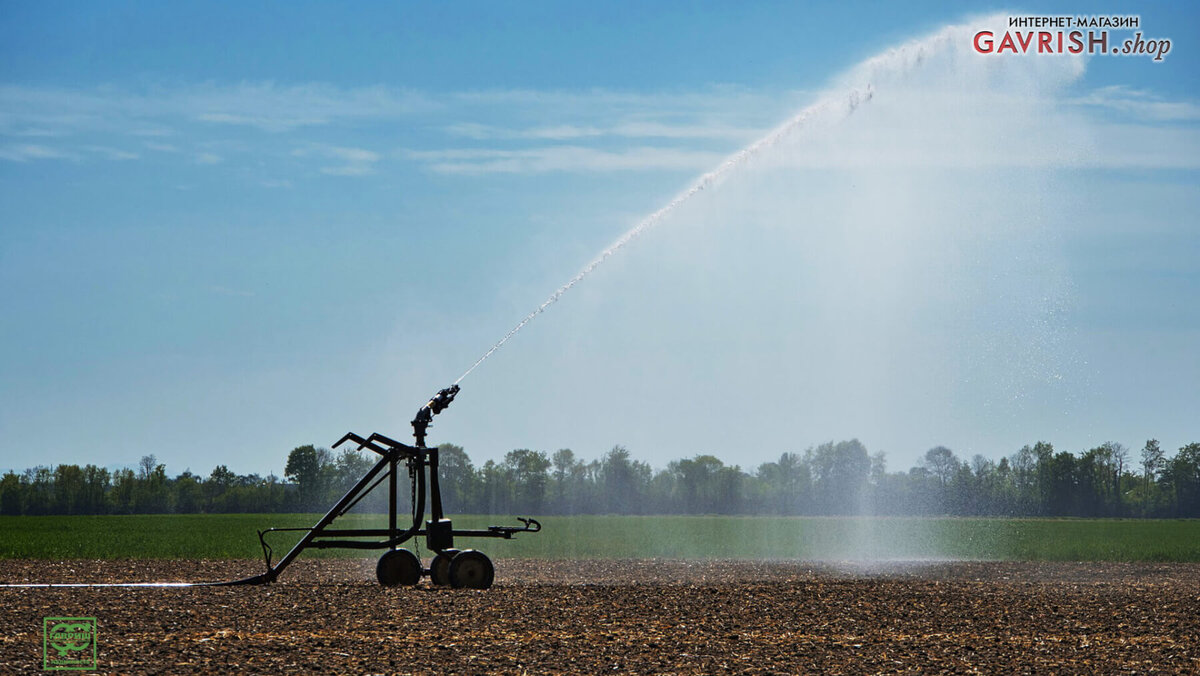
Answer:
2, 438, 1198, 518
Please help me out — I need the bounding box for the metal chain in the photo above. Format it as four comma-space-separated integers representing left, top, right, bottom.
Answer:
409, 458, 422, 559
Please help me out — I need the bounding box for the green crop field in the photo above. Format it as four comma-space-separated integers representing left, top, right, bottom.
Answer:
1, 514, 1198, 562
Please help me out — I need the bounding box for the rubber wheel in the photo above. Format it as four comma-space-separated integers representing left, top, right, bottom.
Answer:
430, 549, 459, 586
376, 548, 421, 587
448, 549, 494, 589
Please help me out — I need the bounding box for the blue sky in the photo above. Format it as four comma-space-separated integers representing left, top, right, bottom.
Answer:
2, 2, 1197, 476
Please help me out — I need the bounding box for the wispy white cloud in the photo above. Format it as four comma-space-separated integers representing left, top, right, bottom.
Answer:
129, 127, 174, 137
615, 121, 765, 140
2, 80, 1195, 177
403, 145, 724, 174
0, 82, 803, 141
196, 111, 330, 133
0, 143, 78, 162
1071, 85, 1200, 122
0, 82, 435, 136
1, 142, 138, 162
324, 146, 380, 163
446, 86, 809, 112
82, 145, 139, 161
445, 120, 763, 141
758, 122, 1200, 171
293, 143, 380, 176
445, 122, 602, 140
320, 165, 373, 176
751, 88, 1200, 171
7, 127, 64, 138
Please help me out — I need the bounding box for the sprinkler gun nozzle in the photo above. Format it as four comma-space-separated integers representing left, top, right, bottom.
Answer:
411, 384, 460, 447
428, 384, 460, 414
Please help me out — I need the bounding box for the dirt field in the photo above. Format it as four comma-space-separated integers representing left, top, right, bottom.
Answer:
2, 558, 1197, 674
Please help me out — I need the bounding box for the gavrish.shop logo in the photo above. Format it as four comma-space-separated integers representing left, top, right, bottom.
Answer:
974, 15, 1172, 61
43, 617, 98, 671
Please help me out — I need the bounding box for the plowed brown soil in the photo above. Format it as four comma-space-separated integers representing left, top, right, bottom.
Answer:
2, 559, 1197, 674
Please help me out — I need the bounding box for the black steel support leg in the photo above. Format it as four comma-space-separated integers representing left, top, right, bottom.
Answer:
264, 450, 398, 582
429, 446, 444, 522
388, 456, 398, 546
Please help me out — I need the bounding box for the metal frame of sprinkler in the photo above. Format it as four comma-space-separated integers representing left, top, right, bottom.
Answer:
231, 385, 540, 589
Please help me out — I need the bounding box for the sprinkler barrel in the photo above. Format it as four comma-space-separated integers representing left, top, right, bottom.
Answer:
428, 384, 460, 414
412, 384, 460, 447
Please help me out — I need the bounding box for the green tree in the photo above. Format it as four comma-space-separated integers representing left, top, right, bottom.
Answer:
206, 465, 235, 512
24, 467, 54, 516
755, 452, 810, 515
174, 470, 204, 513
1032, 441, 1056, 514
807, 440, 871, 515
1162, 443, 1200, 517
284, 445, 331, 511
669, 455, 725, 514
1078, 443, 1125, 516
133, 455, 170, 513
921, 446, 960, 513
332, 449, 377, 510
550, 448, 576, 513
1106, 441, 1130, 514
477, 459, 510, 514
110, 468, 136, 514
1010, 445, 1039, 515
0, 471, 23, 515
961, 455, 998, 516
993, 456, 1016, 515
505, 449, 551, 514
437, 443, 476, 514
1044, 451, 1077, 516
1140, 439, 1165, 515
712, 464, 746, 514
53, 464, 85, 514
600, 446, 649, 514
80, 464, 110, 514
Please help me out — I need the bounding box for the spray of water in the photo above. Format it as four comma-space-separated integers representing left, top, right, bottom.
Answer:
453, 89, 874, 385
452, 23, 979, 386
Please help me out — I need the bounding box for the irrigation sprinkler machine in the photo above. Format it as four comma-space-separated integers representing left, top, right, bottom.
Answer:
238, 384, 540, 590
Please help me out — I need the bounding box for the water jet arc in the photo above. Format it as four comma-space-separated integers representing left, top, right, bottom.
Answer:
453, 85, 876, 386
